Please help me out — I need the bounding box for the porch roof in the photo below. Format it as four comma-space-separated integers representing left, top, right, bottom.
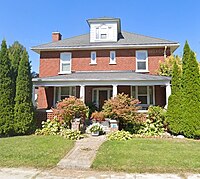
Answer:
33, 71, 171, 86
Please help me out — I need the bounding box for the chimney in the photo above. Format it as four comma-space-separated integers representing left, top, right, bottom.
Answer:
52, 32, 62, 42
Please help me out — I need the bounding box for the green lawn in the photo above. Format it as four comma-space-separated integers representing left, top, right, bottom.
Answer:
0, 135, 74, 168
92, 138, 200, 173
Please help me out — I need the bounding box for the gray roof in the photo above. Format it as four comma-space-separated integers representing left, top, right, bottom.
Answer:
33, 71, 170, 82
31, 31, 179, 53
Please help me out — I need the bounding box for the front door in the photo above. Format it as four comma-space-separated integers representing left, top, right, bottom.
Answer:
92, 88, 113, 109
99, 90, 108, 109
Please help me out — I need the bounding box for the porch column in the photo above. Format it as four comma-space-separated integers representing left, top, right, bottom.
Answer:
112, 84, 118, 97
80, 85, 85, 102
32, 85, 36, 106
166, 83, 171, 107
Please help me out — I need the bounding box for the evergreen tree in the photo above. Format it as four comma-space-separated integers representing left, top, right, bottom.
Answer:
0, 40, 14, 136
166, 61, 182, 134
181, 49, 200, 138
167, 41, 200, 138
182, 41, 191, 89
8, 41, 25, 98
14, 50, 35, 135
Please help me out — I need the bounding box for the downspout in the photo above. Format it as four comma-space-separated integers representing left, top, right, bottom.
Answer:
164, 45, 167, 59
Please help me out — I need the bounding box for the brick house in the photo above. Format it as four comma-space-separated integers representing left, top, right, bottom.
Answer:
31, 17, 179, 119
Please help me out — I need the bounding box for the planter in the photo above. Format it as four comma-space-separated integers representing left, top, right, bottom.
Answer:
91, 131, 99, 136
110, 119, 119, 132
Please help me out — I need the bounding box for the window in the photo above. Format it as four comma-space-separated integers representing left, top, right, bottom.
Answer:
60, 52, 71, 73
96, 28, 99, 39
101, 34, 107, 39
110, 51, 116, 64
136, 50, 148, 71
95, 25, 110, 40
138, 86, 148, 104
131, 86, 154, 109
54, 87, 76, 104
90, 51, 96, 64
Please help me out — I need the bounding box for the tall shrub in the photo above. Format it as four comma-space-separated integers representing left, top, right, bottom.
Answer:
166, 61, 182, 134
0, 40, 14, 136
8, 41, 25, 97
181, 48, 200, 138
14, 50, 35, 135
167, 41, 200, 138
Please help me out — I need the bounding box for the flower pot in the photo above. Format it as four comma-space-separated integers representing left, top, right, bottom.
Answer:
91, 131, 99, 136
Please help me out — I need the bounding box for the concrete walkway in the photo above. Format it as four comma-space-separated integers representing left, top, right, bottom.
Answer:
57, 134, 106, 169
0, 167, 200, 179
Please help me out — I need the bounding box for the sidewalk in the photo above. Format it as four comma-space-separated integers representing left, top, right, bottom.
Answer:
0, 167, 199, 179
57, 134, 106, 169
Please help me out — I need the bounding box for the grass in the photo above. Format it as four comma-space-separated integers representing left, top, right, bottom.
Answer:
0, 135, 74, 168
92, 138, 200, 173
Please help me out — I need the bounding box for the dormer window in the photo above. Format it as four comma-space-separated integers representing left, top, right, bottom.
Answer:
95, 25, 110, 41
101, 34, 107, 39
88, 17, 121, 42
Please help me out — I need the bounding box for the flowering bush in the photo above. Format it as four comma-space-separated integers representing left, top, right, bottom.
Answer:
102, 93, 142, 130
91, 111, 105, 122
107, 130, 132, 141
86, 123, 104, 133
52, 96, 89, 128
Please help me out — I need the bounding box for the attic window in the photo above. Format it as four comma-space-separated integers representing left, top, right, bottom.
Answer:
95, 25, 109, 40
101, 34, 107, 39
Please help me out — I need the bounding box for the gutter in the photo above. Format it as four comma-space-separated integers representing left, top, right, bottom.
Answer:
31, 43, 180, 54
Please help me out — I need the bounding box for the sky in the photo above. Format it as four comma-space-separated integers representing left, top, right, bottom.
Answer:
0, 0, 199, 73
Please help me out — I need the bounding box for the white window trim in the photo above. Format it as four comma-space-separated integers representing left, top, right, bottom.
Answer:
53, 86, 76, 106
131, 86, 155, 108
136, 50, 149, 72
59, 52, 72, 74
90, 51, 97, 65
109, 51, 116, 64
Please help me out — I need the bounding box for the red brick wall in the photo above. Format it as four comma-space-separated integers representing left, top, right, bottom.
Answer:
37, 87, 54, 109
40, 51, 60, 77
39, 48, 170, 77
38, 87, 48, 109
38, 48, 170, 109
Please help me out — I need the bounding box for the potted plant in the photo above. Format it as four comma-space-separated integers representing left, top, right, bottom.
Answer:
91, 111, 105, 123
86, 123, 104, 136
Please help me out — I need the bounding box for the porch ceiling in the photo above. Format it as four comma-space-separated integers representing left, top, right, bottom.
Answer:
33, 71, 171, 87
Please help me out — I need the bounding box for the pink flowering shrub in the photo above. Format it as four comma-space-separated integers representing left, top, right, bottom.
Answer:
52, 96, 89, 128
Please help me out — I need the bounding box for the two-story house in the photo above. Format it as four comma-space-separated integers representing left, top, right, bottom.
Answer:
32, 17, 179, 120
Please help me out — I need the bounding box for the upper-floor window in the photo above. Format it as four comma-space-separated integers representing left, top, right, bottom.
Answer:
110, 51, 116, 64
60, 52, 71, 73
90, 51, 97, 64
136, 50, 148, 72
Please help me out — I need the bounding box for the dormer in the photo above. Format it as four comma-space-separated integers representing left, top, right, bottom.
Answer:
87, 17, 121, 43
